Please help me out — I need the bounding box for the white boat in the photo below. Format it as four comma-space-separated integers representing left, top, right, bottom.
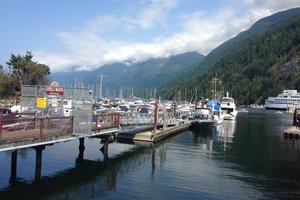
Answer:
265, 90, 300, 110
190, 107, 217, 130
190, 100, 223, 130
208, 99, 224, 125
220, 92, 238, 120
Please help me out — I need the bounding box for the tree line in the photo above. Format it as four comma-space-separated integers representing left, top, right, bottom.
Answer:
0, 51, 51, 98
159, 12, 300, 105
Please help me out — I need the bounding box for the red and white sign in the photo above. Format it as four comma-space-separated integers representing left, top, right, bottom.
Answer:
46, 82, 64, 96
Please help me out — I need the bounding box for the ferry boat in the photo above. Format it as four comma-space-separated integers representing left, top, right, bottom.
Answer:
265, 90, 300, 110
220, 92, 238, 120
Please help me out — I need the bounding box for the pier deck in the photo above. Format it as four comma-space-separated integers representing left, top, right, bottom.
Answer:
0, 113, 121, 152
283, 126, 300, 139
118, 120, 190, 142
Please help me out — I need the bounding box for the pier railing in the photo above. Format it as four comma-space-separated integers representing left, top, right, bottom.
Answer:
0, 112, 74, 142
93, 113, 120, 130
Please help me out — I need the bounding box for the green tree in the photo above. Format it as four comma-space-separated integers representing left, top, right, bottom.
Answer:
6, 51, 51, 91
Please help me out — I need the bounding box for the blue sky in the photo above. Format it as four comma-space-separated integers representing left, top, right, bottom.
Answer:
1, 0, 300, 72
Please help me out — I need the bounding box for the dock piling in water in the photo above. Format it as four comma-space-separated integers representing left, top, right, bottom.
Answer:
9, 150, 17, 184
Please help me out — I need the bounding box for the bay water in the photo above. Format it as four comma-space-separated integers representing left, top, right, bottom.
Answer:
0, 108, 300, 199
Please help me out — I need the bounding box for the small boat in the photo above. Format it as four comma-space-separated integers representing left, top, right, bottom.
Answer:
190, 106, 216, 130
220, 92, 238, 120
207, 99, 224, 125
190, 100, 223, 130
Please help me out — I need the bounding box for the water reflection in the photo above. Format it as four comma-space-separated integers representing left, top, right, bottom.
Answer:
1, 110, 300, 199
191, 120, 237, 152
0, 144, 150, 199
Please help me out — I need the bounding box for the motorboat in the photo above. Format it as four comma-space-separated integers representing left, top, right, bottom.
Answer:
190, 106, 216, 130
190, 100, 223, 130
207, 99, 224, 125
220, 92, 238, 120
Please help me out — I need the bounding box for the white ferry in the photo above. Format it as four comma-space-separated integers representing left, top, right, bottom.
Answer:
265, 90, 300, 110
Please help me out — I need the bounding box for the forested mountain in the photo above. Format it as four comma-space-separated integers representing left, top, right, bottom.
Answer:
52, 51, 204, 96
159, 7, 300, 104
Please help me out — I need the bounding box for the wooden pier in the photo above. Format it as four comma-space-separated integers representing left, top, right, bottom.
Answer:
0, 84, 190, 184
118, 120, 190, 142
283, 108, 300, 139
283, 126, 300, 139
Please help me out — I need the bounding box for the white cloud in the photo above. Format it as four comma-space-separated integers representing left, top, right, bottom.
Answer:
36, 0, 300, 72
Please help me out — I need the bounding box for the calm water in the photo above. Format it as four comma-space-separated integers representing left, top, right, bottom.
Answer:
1, 108, 300, 200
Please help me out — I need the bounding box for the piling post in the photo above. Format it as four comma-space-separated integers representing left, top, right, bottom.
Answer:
153, 101, 158, 133
76, 138, 85, 164
100, 142, 109, 160
9, 150, 18, 183
173, 101, 176, 116
34, 145, 45, 181
40, 117, 44, 136
163, 106, 167, 130
0, 113, 2, 139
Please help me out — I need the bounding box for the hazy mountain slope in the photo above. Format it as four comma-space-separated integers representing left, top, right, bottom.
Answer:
192, 7, 300, 75
51, 51, 204, 93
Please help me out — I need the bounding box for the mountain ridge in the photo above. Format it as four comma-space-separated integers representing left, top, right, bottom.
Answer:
159, 7, 300, 104
51, 51, 204, 95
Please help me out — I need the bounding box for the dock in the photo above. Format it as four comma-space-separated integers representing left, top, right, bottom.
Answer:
0, 84, 192, 184
118, 120, 190, 142
283, 108, 300, 139
283, 126, 300, 139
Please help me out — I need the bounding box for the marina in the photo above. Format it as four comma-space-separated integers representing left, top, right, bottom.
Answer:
0, 108, 299, 199
1, 2, 300, 199
1, 84, 300, 200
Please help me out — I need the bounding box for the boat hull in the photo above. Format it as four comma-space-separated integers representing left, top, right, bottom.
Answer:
223, 111, 237, 120
190, 120, 216, 130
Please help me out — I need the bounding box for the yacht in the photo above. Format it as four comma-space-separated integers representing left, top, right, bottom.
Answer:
265, 90, 300, 110
190, 106, 216, 130
220, 92, 238, 120
190, 100, 223, 130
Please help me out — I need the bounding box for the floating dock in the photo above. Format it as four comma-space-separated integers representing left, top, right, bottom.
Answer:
283, 126, 300, 139
283, 108, 300, 139
117, 120, 190, 142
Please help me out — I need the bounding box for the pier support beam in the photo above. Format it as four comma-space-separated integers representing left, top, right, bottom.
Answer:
9, 150, 18, 184
76, 138, 85, 164
34, 145, 45, 181
100, 133, 116, 160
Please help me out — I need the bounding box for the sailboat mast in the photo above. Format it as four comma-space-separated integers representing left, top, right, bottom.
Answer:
100, 74, 103, 99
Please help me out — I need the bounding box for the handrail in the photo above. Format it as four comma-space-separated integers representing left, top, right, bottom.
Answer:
22, 112, 37, 130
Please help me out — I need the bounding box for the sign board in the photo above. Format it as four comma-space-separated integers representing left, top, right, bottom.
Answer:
37, 97, 47, 108
45, 81, 64, 96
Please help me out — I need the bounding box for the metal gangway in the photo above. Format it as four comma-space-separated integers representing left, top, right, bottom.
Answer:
119, 112, 178, 126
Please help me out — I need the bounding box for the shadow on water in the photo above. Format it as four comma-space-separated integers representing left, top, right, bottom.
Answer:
0, 144, 151, 200
0, 129, 188, 200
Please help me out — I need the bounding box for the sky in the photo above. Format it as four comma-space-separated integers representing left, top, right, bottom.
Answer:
1, 0, 300, 73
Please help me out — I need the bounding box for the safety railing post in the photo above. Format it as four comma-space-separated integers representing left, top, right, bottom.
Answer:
0, 113, 2, 139
40, 118, 44, 136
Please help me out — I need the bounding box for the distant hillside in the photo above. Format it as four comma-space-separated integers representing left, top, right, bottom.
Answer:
160, 7, 300, 104
190, 7, 300, 76
51, 51, 204, 97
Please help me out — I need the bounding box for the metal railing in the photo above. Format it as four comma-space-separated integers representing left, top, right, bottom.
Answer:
0, 112, 74, 142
